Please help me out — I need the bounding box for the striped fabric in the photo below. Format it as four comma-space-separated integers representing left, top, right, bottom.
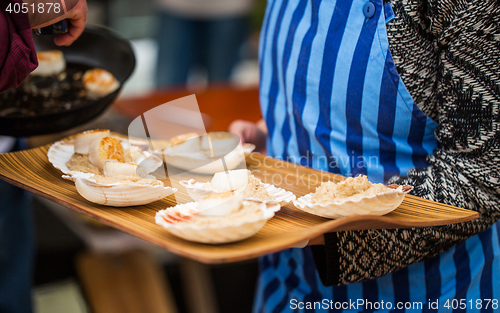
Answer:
254, 0, 500, 312
259, 0, 437, 182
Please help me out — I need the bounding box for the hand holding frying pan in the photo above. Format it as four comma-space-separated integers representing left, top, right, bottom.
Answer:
24, 0, 87, 46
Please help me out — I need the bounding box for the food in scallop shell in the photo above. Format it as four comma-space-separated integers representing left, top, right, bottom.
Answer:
179, 169, 296, 204
66, 171, 177, 207
88, 136, 125, 169
162, 132, 255, 174
103, 160, 140, 177
49, 130, 173, 206
82, 68, 120, 99
74, 129, 110, 154
293, 175, 413, 219
155, 194, 280, 244
47, 130, 163, 177
198, 192, 245, 217
210, 168, 250, 191
31, 50, 66, 77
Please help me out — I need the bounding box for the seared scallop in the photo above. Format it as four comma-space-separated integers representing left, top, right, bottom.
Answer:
82, 68, 120, 99
31, 50, 66, 77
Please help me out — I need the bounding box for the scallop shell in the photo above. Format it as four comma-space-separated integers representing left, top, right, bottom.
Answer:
292, 185, 412, 219
179, 179, 296, 204
47, 139, 75, 174
162, 132, 255, 174
155, 201, 280, 244
47, 138, 163, 176
67, 172, 177, 207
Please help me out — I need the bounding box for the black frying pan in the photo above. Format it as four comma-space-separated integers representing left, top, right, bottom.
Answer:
0, 25, 135, 137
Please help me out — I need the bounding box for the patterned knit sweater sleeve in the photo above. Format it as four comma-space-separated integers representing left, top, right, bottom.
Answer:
311, 0, 500, 286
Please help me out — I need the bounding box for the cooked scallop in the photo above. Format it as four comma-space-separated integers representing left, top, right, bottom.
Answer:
82, 68, 120, 99
103, 160, 138, 177
74, 129, 110, 154
211, 169, 250, 191
198, 192, 245, 217
31, 50, 66, 77
88, 136, 125, 169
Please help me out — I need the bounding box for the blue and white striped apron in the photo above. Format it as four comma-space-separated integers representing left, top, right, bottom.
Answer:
254, 0, 500, 312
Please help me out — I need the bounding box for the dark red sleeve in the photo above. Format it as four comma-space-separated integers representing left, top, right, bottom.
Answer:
0, 0, 38, 93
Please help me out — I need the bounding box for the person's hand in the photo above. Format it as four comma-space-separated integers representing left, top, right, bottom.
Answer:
229, 119, 267, 153
54, 0, 87, 46
27, 0, 88, 46
308, 235, 325, 245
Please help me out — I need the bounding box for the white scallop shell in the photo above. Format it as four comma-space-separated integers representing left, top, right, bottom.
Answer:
47, 138, 163, 176
293, 186, 408, 219
179, 179, 296, 204
47, 139, 75, 174
162, 132, 255, 174
155, 201, 280, 244
68, 172, 177, 207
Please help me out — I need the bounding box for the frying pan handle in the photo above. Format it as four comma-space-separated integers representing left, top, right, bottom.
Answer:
34, 19, 68, 35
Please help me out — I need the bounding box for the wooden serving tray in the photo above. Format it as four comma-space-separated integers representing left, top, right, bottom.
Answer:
0, 138, 478, 264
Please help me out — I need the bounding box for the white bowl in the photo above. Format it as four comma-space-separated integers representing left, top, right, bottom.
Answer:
155, 201, 280, 244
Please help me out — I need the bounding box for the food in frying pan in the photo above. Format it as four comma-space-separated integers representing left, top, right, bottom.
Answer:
0, 51, 120, 117
31, 50, 66, 77
82, 68, 120, 99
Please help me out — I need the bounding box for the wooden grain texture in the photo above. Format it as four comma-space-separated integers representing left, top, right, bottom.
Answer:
0, 137, 478, 264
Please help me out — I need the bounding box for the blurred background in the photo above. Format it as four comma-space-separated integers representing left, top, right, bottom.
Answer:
105, 0, 264, 95
31, 0, 266, 312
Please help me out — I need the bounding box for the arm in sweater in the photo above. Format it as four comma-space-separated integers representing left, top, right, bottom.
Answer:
0, 0, 38, 93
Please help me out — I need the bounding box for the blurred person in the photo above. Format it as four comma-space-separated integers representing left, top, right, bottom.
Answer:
154, 0, 254, 87
0, 1, 87, 311
230, 0, 500, 311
